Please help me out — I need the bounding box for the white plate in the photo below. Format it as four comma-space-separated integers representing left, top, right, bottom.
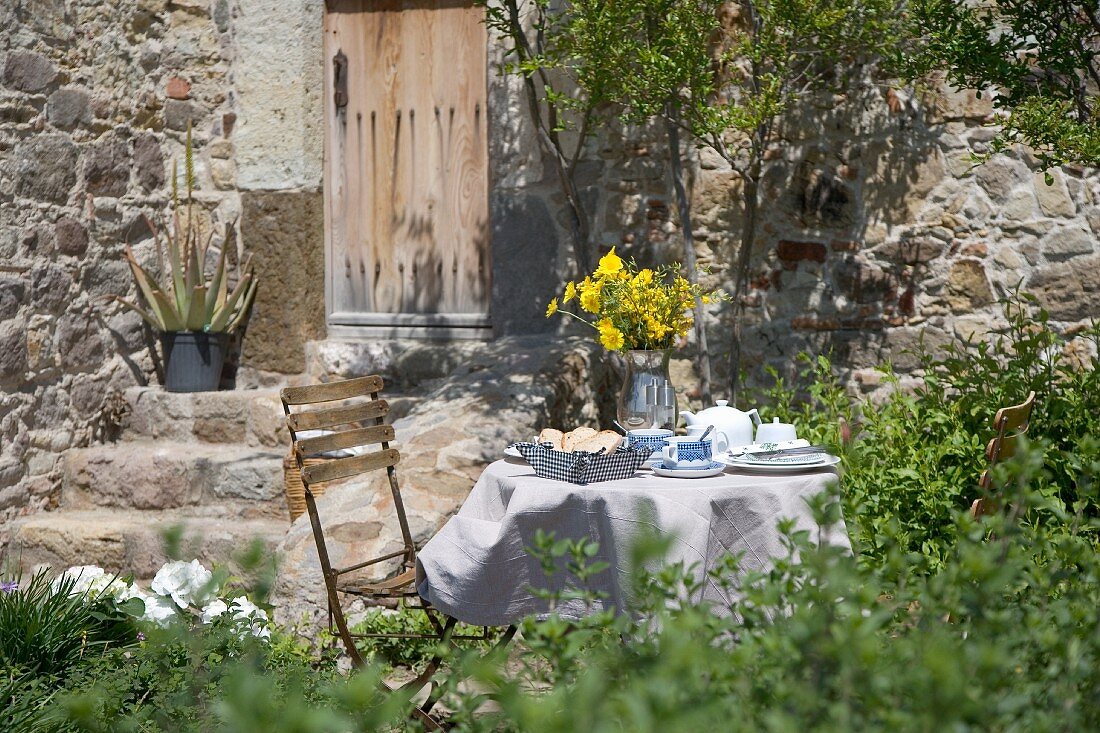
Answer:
651, 462, 726, 479
719, 453, 841, 472
503, 445, 526, 462
726, 439, 811, 455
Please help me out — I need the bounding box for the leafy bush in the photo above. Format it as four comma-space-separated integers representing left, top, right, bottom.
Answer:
758, 292, 1099, 567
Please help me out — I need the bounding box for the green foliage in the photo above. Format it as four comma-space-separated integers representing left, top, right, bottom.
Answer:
6, 293, 1099, 731
754, 291, 1099, 567
901, 0, 1100, 169
108, 124, 257, 334
0, 570, 138, 679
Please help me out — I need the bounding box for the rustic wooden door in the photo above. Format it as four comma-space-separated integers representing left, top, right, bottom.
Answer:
324, 0, 491, 337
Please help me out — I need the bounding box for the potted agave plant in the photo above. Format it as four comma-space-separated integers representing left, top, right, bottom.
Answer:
109, 128, 257, 392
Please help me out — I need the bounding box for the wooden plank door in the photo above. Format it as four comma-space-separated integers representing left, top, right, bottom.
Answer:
324, 0, 491, 337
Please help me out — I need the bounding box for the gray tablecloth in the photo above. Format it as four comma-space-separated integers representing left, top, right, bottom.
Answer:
415, 459, 849, 626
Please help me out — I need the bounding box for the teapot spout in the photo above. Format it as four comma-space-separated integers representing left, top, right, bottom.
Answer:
679, 410, 698, 424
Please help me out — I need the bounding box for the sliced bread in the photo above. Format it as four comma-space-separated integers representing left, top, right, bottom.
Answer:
562, 426, 598, 452
538, 428, 565, 450
572, 430, 623, 455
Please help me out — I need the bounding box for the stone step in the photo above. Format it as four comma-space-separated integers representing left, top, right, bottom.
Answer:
4, 508, 290, 580
121, 386, 289, 447
120, 386, 424, 446
63, 441, 288, 519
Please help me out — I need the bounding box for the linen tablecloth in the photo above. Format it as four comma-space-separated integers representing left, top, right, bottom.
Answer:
415, 459, 849, 626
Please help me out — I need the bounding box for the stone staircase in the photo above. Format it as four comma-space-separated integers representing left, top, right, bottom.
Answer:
5, 387, 294, 579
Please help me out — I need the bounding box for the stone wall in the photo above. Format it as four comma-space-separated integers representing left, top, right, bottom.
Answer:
2, 2, 1098, 521
0, 0, 325, 520
494, 82, 1100, 395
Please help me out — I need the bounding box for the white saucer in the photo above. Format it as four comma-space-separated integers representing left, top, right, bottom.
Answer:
651, 461, 726, 479
719, 453, 841, 472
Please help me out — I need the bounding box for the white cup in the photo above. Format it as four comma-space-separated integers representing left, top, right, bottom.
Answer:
685, 424, 729, 453
661, 436, 714, 469
755, 417, 797, 444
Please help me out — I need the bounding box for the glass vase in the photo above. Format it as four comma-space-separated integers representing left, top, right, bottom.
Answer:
617, 349, 676, 431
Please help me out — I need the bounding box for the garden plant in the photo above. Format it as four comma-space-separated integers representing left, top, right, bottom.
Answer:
3, 295, 1096, 731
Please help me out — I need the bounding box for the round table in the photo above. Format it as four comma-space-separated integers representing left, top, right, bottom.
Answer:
415, 459, 849, 626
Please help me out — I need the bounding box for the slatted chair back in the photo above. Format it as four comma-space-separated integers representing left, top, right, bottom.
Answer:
280, 375, 415, 566
972, 391, 1036, 518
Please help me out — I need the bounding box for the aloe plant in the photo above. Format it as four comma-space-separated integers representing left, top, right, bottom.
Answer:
109, 126, 257, 334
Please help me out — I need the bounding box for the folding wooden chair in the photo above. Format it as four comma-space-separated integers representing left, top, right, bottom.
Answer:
971, 391, 1036, 519
281, 375, 515, 729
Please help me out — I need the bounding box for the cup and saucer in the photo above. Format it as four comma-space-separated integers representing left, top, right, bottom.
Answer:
652, 436, 726, 478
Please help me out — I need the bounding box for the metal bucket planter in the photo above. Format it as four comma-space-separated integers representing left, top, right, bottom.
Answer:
160, 331, 229, 393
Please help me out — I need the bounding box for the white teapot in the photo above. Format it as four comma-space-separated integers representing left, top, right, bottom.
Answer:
680, 400, 761, 452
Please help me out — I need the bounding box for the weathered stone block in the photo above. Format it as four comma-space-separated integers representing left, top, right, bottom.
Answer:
973, 158, 1027, 202
30, 261, 72, 313
133, 133, 164, 192
164, 99, 203, 131
1029, 255, 1100, 321
875, 235, 946, 264
47, 87, 91, 128
0, 322, 28, 381
238, 190, 325, 374
1034, 171, 1076, 217
55, 313, 105, 371
54, 216, 88, 256
10, 134, 78, 204
0, 275, 25, 320
82, 260, 132, 299
165, 76, 191, 99
84, 131, 132, 197
945, 259, 994, 312
3, 50, 57, 92
1043, 227, 1094, 262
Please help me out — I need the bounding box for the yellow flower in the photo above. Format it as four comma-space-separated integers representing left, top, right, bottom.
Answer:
545, 297, 558, 318
632, 268, 653, 286
594, 247, 624, 280
580, 287, 601, 313
563, 281, 576, 303
599, 324, 625, 351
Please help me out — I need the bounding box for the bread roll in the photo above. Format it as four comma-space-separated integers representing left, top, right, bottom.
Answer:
538, 428, 565, 450
562, 426, 598, 452
572, 430, 623, 455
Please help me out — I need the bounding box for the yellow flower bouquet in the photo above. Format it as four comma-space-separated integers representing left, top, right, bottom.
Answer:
546, 248, 722, 353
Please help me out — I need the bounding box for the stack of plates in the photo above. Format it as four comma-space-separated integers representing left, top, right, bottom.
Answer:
719, 451, 840, 472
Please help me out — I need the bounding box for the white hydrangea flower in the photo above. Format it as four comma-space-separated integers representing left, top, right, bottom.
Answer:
52, 565, 106, 596
201, 598, 229, 624
85, 574, 132, 600
150, 559, 214, 609
138, 592, 178, 627
228, 596, 271, 640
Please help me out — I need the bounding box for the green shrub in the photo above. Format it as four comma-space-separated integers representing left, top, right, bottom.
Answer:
758, 292, 1099, 567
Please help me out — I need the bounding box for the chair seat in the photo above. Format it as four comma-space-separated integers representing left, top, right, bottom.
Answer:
339, 567, 418, 597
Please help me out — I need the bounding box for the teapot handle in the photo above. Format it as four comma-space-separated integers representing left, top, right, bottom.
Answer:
746, 408, 762, 426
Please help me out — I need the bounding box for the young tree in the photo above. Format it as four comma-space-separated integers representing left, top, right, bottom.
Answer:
480, 0, 599, 275
563, 0, 724, 402
902, 0, 1100, 171
556, 0, 899, 400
